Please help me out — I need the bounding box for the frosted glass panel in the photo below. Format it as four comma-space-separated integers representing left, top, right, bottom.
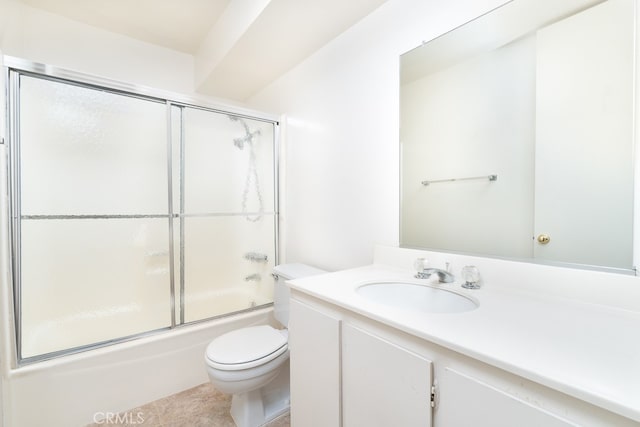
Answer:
183, 109, 275, 214
20, 219, 172, 357
183, 216, 275, 323
19, 76, 168, 215
9, 69, 279, 362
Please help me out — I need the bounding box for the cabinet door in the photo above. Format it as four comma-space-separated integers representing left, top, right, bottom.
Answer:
439, 368, 576, 426
342, 324, 433, 427
288, 299, 342, 427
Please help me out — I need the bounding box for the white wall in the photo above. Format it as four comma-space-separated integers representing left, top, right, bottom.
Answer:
248, 0, 511, 271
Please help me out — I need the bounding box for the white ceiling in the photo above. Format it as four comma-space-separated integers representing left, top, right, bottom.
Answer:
18, 0, 231, 54
16, 0, 388, 101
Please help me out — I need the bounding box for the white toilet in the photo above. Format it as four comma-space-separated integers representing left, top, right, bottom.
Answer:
204, 263, 326, 427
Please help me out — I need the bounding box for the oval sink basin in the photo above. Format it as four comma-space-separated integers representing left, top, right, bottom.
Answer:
356, 281, 478, 313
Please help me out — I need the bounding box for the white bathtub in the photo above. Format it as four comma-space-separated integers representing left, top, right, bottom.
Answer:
2, 306, 275, 427
20, 286, 272, 359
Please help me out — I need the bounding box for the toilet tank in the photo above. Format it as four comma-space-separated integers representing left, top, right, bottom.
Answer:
272, 263, 326, 326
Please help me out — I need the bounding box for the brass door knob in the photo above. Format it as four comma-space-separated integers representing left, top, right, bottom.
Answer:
537, 234, 550, 244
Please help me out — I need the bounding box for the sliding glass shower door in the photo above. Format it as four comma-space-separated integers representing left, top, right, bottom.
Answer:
181, 108, 276, 323
16, 75, 173, 359
8, 67, 278, 362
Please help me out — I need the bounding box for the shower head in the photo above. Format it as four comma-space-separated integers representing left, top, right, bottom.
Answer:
233, 137, 246, 150
229, 115, 260, 150
233, 130, 261, 150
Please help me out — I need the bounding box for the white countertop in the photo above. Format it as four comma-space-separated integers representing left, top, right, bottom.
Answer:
288, 264, 640, 423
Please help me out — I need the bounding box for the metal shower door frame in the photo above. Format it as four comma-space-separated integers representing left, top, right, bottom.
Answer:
4, 56, 280, 365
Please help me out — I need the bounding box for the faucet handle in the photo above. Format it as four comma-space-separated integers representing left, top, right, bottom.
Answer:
413, 257, 428, 273
461, 265, 481, 289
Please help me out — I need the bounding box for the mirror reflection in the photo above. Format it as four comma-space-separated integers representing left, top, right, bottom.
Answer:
400, 0, 636, 272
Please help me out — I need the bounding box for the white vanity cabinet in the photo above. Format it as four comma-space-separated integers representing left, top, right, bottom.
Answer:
437, 368, 576, 426
289, 290, 638, 427
289, 295, 434, 427
288, 298, 341, 427
342, 323, 433, 426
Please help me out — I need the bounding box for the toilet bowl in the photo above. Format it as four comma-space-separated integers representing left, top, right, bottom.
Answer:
204, 263, 326, 427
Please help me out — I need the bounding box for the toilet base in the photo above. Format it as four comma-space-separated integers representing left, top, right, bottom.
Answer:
230, 360, 290, 427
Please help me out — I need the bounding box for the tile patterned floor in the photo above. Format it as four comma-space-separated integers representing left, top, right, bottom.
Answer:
86, 383, 291, 427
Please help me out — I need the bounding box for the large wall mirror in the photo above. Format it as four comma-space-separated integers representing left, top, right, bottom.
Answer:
400, 0, 637, 274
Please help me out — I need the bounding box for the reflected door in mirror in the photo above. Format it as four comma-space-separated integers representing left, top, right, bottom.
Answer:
534, 0, 634, 269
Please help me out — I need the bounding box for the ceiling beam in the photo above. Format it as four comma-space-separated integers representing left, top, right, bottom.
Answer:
194, 0, 387, 101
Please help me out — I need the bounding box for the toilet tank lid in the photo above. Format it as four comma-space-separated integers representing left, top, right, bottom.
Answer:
273, 263, 327, 280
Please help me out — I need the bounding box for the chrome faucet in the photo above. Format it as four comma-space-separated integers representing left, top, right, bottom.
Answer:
415, 261, 455, 283
415, 268, 455, 283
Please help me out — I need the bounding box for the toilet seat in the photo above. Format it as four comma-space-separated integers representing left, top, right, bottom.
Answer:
206, 325, 288, 371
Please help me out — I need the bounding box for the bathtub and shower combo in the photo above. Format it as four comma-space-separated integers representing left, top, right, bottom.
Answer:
0, 57, 281, 426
